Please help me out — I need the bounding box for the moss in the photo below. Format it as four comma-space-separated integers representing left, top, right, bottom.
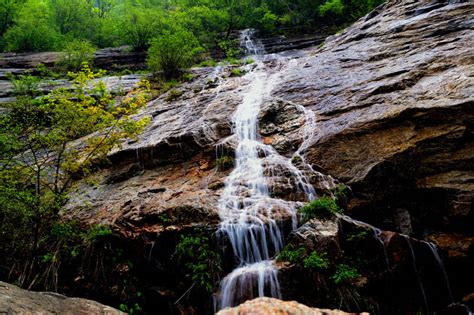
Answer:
299, 196, 343, 221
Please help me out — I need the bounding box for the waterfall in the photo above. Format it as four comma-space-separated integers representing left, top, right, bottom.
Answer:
215, 29, 318, 310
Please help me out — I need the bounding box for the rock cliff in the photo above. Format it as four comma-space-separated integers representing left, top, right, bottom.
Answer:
6, 0, 471, 313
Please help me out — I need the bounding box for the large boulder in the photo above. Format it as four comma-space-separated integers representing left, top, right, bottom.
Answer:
0, 281, 124, 314
216, 297, 367, 315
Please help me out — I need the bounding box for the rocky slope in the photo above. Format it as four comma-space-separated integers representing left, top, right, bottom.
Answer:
0, 281, 123, 314
39, 0, 473, 313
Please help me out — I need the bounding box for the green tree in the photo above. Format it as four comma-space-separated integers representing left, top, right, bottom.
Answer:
57, 39, 96, 72
147, 28, 202, 79
119, 6, 163, 51
3, 0, 63, 52
0, 64, 151, 287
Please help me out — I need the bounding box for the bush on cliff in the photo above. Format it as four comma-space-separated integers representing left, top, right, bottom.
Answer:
299, 196, 343, 221
0, 64, 151, 291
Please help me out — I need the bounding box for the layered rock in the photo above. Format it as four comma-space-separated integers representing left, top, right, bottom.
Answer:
48, 0, 473, 313
0, 281, 123, 314
217, 297, 367, 315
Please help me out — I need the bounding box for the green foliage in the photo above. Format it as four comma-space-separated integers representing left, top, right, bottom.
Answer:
0, 64, 150, 289
147, 28, 203, 79
119, 6, 162, 51
8, 74, 40, 96
165, 89, 183, 102
346, 229, 370, 243
218, 39, 239, 59
3, 0, 62, 52
319, 0, 345, 17
331, 264, 360, 285
299, 196, 343, 221
245, 58, 254, 65
277, 246, 305, 263
230, 68, 244, 77
303, 251, 329, 270
215, 155, 234, 171
57, 39, 96, 72
0, 0, 385, 54
85, 225, 113, 242
175, 229, 222, 292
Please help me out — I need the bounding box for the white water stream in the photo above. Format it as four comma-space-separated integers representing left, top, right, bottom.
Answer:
215, 29, 320, 310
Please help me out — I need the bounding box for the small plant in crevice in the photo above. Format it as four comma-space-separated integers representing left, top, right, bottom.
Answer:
8, 74, 40, 96
304, 251, 330, 271
299, 196, 343, 221
346, 229, 370, 243
174, 229, 222, 293
331, 263, 360, 285
331, 183, 351, 208
277, 246, 306, 263
230, 68, 244, 77
215, 155, 234, 171
165, 88, 183, 102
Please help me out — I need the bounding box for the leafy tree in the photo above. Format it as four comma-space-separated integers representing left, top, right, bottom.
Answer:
119, 6, 163, 51
0, 64, 151, 287
57, 39, 96, 72
147, 28, 203, 79
50, 0, 95, 38
3, 0, 62, 52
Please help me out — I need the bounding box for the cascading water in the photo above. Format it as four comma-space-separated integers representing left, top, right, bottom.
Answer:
215, 29, 320, 310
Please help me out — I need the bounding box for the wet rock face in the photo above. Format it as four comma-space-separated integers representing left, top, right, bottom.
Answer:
57, 0, 473, 313
279, 0, 474, 238
0, 281, 124, 314
217, 297, 367, 315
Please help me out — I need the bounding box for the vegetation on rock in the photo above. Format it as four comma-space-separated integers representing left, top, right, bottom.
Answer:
0, 63, 151, 291
299, 196, 343, 221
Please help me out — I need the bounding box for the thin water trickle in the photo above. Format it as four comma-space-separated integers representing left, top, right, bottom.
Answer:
215, 29, 319, 310
423, 241, 454, 303
403, 235, 430, 315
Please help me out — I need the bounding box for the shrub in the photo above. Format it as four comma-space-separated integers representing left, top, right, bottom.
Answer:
303, 251, 329, 270
331, 264, 360, 285
277, 246, 305, 263
230, 68, 243, 77
299, 196, 342, 221
319, 0, 345, 17
165, 89, 183, 102
175, 230, 221, 292
8, 74, 40, 96
57, 39, 96, 72
147, 29, 203, 79
215, 156, 234, 171
332, 183, 351, 208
